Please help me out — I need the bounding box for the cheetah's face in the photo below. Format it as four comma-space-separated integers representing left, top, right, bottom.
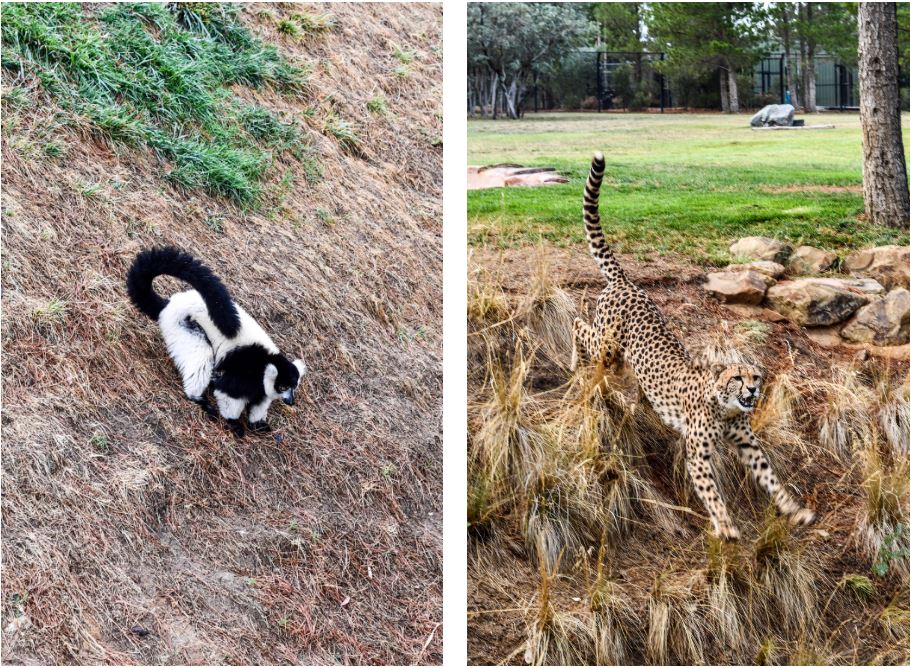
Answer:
714, 364, 763, 413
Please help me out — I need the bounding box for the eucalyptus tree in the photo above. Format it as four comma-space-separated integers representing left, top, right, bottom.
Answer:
467, 3, 594, 119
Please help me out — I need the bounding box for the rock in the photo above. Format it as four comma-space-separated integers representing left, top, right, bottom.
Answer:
468, 165, 568, 190
729, 236, 793, 264
808, 277, 885, 295
840, 288, 910, 346
750, 104, 796, 127
704, 270, 772, 305
806, 326, 910, 360
787, 245, 838, 274
765, 278, 869, 326
725, 260, 786, 278
843, 245, 910, 291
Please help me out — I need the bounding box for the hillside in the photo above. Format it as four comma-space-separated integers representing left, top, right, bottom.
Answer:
1, 3, 442, 664
468, 246, 909, 665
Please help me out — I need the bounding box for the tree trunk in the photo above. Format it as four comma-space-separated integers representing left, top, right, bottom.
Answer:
803, 3, 817, 112
858, 2, 910, 228
502, 78, 519, 120
490, 71, 499, 120
727, 66, 740, 113
782, 7, 800, 107
720, 67, 730, 112
798, 8, 808, 110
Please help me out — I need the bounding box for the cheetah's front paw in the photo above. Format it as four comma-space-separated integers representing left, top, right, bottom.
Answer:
715, 523, 741, 542
788, 507, 816, 526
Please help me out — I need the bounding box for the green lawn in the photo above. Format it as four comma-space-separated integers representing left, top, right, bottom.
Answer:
468, 112, 909, 265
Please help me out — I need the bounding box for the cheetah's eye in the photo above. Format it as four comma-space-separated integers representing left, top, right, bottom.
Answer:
733, 375, 742, 383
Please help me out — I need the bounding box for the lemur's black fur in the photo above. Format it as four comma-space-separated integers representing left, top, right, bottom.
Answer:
126, 246, 241, 336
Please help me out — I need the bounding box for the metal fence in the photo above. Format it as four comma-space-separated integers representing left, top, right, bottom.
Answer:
752, 53, 859, 109
596, 51, 670, 111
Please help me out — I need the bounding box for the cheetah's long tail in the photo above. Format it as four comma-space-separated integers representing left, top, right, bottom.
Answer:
583, 152, 625, 283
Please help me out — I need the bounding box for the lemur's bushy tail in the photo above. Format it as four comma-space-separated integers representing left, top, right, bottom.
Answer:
126, 246, 241, 337
583, 152, 625, 283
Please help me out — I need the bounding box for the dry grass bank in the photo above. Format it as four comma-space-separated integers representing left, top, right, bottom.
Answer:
467, 246, 909, 665
1, 3, 442, 664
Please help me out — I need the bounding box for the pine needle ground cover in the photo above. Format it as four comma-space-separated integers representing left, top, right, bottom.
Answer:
2, 3, 442, 663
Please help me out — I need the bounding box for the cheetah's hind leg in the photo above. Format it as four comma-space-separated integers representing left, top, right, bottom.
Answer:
571, 318, 598, 371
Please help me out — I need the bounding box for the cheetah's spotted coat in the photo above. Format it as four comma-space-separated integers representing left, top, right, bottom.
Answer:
571, 152, 815, 540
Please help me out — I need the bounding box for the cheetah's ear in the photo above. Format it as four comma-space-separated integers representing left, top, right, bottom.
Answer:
710, 363, 727, 379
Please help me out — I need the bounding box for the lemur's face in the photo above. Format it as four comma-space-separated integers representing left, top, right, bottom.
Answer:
265, 357, 307, 405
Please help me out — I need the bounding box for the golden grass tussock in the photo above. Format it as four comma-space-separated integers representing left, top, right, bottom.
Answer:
473, 344, 548, 497
522, 469, 602, 573
874, 370, 910, 460
589, 544, 639, 664
647, 570, 709, 665
752, 512, 819, 637
855, 436, 910, 580
705, 536, 751, 655
520, 256, 577, 368
878, 593, 910, 646
751, 367, 811, 454
816, 365, 876, 462
524, 562, 594, 666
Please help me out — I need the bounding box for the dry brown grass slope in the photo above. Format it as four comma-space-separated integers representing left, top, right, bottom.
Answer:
1, 3, 441, 664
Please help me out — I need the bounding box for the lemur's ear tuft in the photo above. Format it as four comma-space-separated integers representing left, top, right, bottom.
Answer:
264, 363, 278, 381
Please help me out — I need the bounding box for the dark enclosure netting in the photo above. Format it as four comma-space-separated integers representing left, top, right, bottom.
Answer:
468, 52, 671, 117
469, 50, 908, 115
754, 53, 861, 109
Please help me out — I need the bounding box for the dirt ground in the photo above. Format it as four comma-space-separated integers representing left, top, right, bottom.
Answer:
467, 244, 909, 665
1, 4, 442, 665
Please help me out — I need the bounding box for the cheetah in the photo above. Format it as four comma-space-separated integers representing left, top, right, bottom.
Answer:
570, 152, 815, 540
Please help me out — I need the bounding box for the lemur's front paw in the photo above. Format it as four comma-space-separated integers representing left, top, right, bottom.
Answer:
249, 420, 272, 434
226, 419, 245, 438
192, 397, 219, 420
715, 523, 741, 542
788, 507, 816, 526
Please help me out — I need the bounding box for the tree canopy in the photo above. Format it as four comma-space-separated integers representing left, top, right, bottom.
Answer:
467, 2, 906, 116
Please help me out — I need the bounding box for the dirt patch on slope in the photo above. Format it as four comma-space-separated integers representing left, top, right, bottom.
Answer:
2, 3, 441, 665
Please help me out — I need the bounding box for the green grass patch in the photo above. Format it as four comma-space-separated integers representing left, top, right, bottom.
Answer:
323, 114, 360, 155
392, 44, 415, 64
367, 96, 388, 115
468, 113, 909, 264
2, 2, 309, 204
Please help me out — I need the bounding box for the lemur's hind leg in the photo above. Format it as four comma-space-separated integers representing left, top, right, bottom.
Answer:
192, 395, 218, 420
161, 314, 215, 403
724, 415, 815, 526
214, 390, 247, 437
